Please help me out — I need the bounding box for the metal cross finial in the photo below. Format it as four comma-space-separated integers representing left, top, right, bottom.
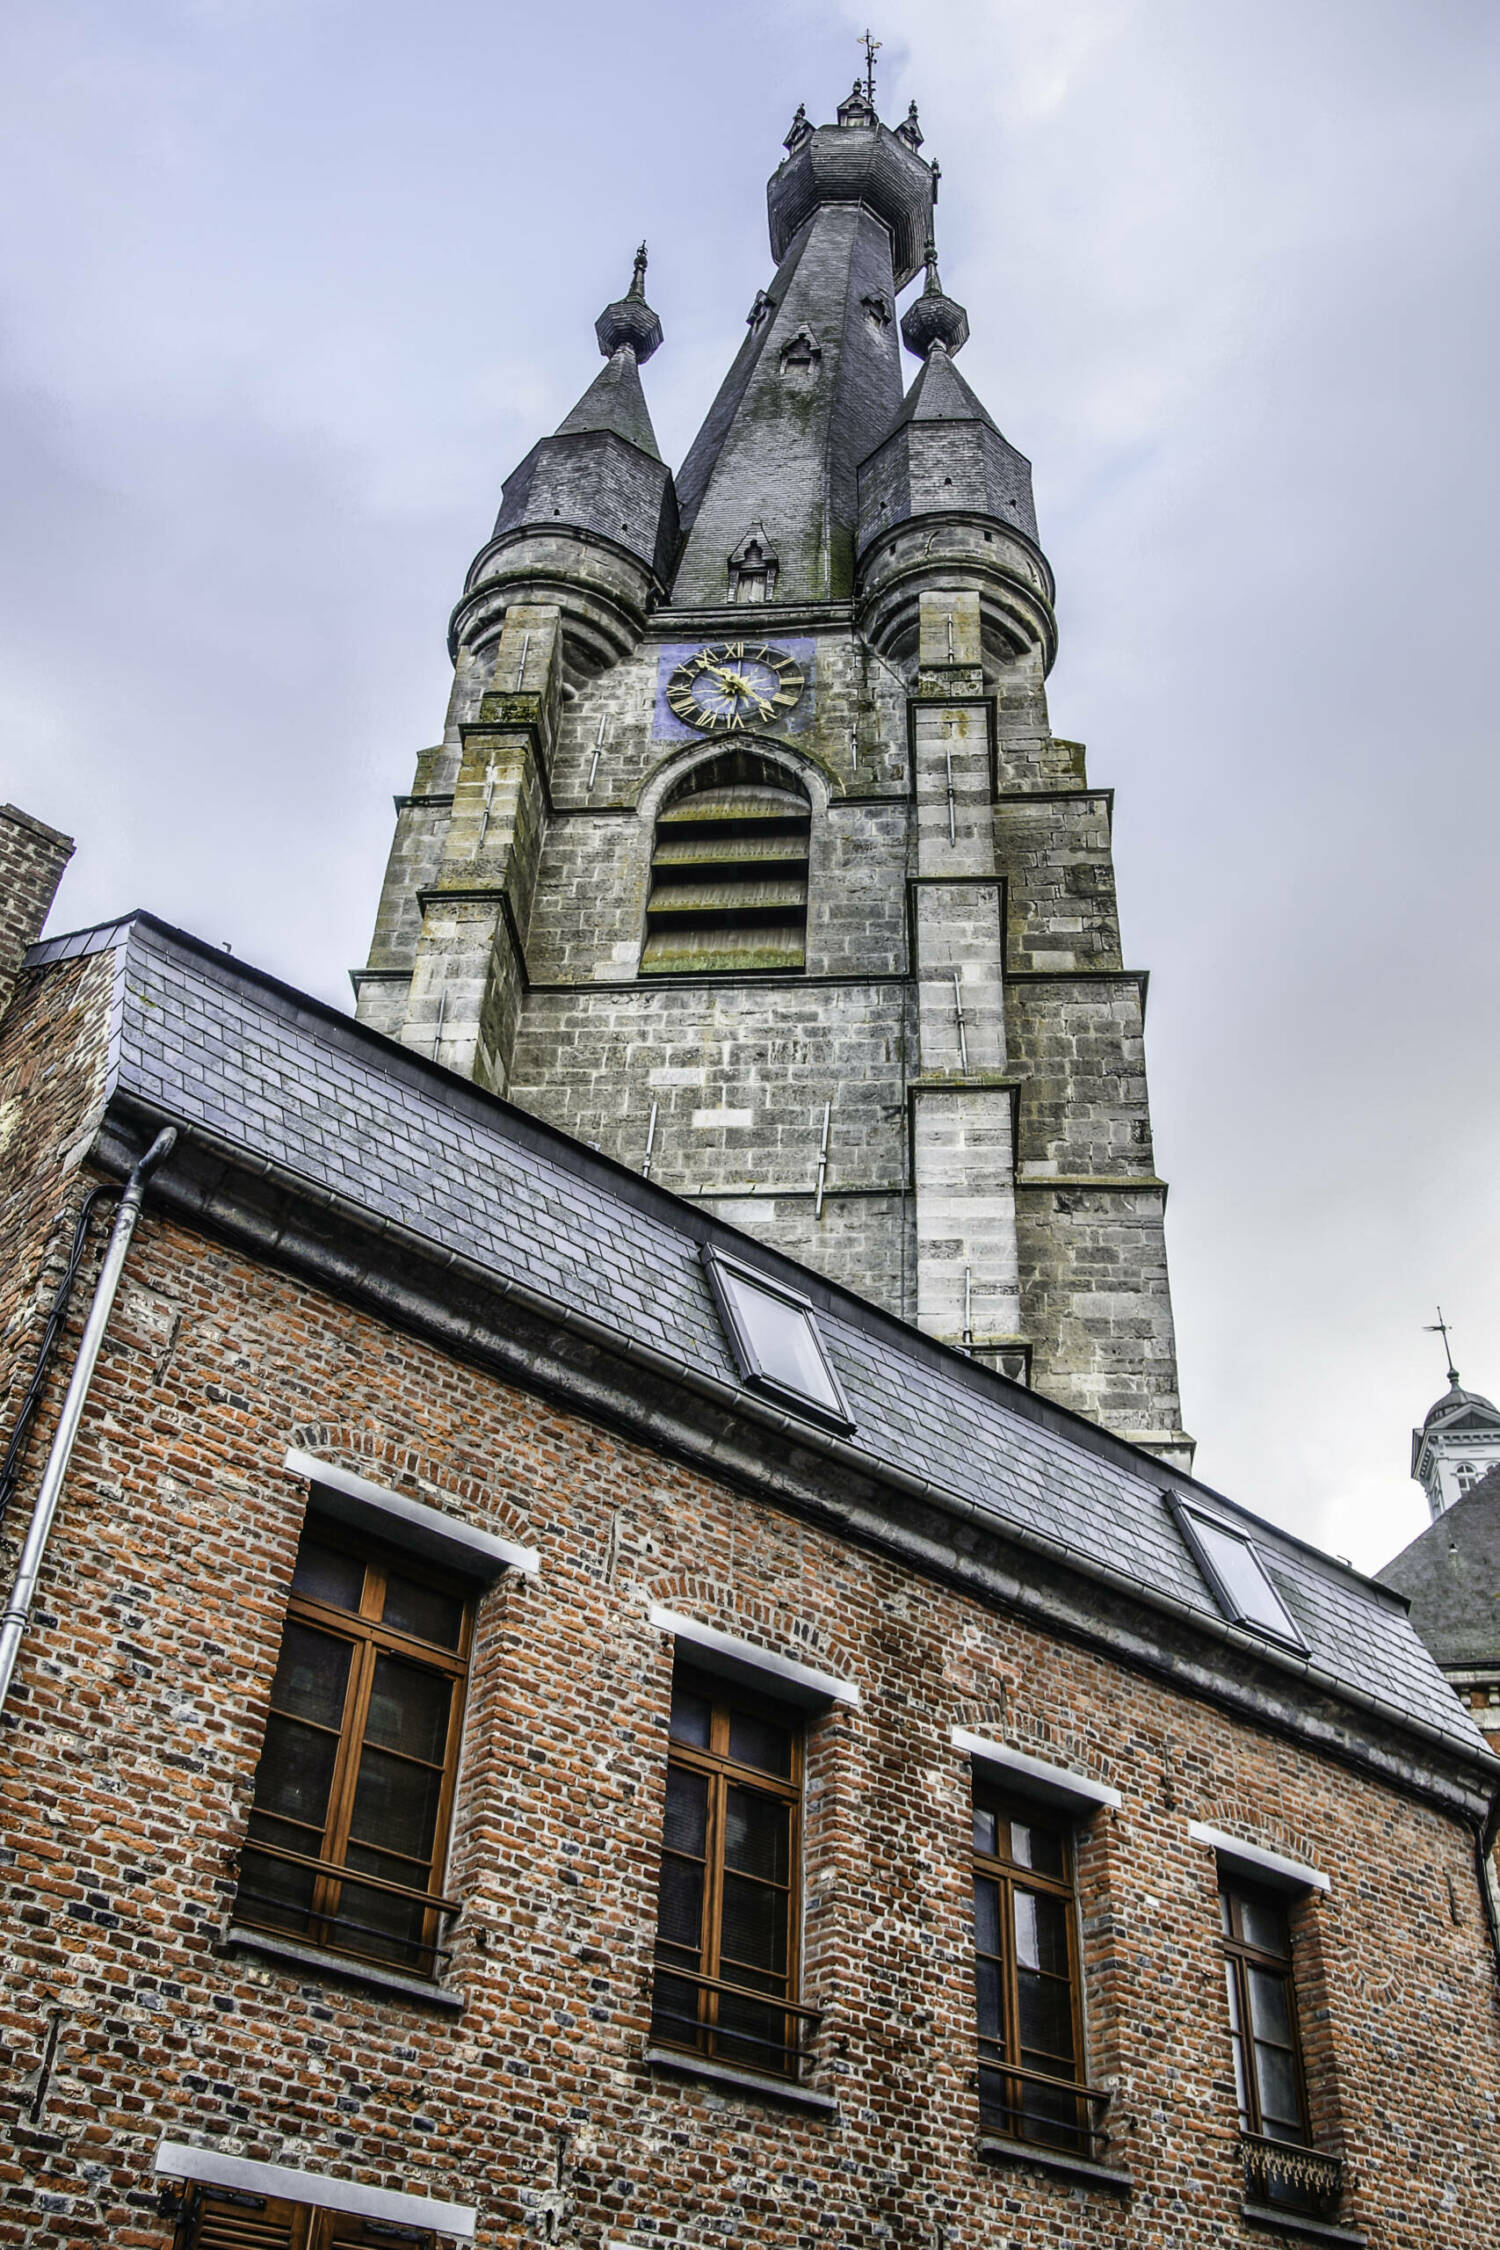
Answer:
1426, 1306, 1461, 1386
859, 28, 882, 102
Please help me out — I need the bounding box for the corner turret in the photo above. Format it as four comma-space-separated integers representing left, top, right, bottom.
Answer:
451, 248, 679, 677
856, 240, 1054, 673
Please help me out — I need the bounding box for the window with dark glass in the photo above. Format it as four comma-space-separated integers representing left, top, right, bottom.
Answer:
652, 1666, 810, 2080
642, 749, 810, 976
1219, 1878, 1338, 2213
704, 1248, 854, 1432
972, 1791, 1098, 2155
234, 1525, 471, 1979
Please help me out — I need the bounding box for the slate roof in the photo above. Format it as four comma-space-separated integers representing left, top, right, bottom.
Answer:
885, 344, 1001, 434
555, 346, 662, 461
1378, 1468, 1500, 1669
24, 910, 1491, 1772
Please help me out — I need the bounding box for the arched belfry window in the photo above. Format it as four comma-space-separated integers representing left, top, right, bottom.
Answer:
642, 750, 811, 976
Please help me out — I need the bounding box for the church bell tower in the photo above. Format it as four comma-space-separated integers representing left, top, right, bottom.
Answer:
354, 81, 1193, 1467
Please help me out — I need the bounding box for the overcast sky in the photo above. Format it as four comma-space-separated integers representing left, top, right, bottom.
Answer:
3, 0, 1497, 1574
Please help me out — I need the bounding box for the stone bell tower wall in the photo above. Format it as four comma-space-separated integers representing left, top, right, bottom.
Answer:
353, 92, 1192, 1463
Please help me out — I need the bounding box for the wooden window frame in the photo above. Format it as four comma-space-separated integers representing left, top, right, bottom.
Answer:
972, 1787, 1106, 2157
651, 1664, 812, 2080
1219, 1878, 1314, 2146
234, 1523, 473, 1980
1218, 1877, 1347, 2215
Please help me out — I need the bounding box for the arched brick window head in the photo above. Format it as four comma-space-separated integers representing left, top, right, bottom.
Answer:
642, 751, 810, 975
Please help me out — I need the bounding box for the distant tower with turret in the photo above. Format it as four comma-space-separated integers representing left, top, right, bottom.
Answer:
354, 79, 1193, 1465
1408, 1314, 1500, 1521
1381, 1317, 1500, 1768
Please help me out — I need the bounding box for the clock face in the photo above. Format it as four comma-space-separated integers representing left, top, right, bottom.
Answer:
665, 641, 806, 733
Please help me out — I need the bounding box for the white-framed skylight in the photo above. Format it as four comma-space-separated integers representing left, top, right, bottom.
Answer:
702, 1247, 854, 1432
1168, 1496, 1306, 1652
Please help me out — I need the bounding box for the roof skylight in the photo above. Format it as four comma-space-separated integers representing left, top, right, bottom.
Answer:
1170, 1497, 1306, 1652
703, 1249, 854, 1432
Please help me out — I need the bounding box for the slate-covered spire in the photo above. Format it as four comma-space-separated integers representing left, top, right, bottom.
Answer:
550, 242, 666, 457
857, 231, 1040, 555
449, 247, 679, 674
670, 88, 937, 606
481, 246, 678, 596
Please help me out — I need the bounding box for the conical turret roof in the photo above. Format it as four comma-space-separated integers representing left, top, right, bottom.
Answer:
555, 346, 661, 459
885, 341, 1000, 435
855, 243, 1040, 554
486, 244, 677, 586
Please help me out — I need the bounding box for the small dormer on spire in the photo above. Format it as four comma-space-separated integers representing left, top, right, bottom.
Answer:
595, 242, 664, 363
838, 79, 877, 128
900, 238, 970, 360
784, 103, 813, 154
895, 101, 924, 152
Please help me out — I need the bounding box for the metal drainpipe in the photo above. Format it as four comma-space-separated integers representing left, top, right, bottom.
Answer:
0, 1126, 177, 1719
1477, 1789, 1500, 1987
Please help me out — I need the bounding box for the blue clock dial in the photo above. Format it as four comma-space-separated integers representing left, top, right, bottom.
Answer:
665, 642, 806, 733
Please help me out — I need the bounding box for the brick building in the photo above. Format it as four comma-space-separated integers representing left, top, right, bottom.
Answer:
3, 76, 1500, 2250
2, 885, 1500, 2247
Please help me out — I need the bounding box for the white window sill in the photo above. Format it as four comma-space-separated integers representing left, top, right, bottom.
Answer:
1242, 2203, 1367, 2247
976, 2134, 1132, 2192
222, 1924, 465, 2012
643, 2044, 837, 2113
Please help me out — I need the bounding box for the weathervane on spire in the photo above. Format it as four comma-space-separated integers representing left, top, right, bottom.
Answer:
858, 27, 882, 103
1426, 1305, 1461, 1386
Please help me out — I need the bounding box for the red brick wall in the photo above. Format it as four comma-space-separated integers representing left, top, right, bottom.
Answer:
0, 951, 115, 1507
0, 806, 73, 1026
2, 982, 1499, 2248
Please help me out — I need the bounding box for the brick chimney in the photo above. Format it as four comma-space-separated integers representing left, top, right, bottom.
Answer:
0, 803, 75, 1025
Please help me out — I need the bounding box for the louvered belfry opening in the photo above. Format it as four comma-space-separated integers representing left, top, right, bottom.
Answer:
642, 750, 811, 975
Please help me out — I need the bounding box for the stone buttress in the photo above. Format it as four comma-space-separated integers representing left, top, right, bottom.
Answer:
354, 90, 1193, 1467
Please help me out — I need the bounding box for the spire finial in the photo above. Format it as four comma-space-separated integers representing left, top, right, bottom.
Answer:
1426, 1306, 1462, 1388
858, 28, 882, 103
595, 242, 664, 363
900, 235, 969, 359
